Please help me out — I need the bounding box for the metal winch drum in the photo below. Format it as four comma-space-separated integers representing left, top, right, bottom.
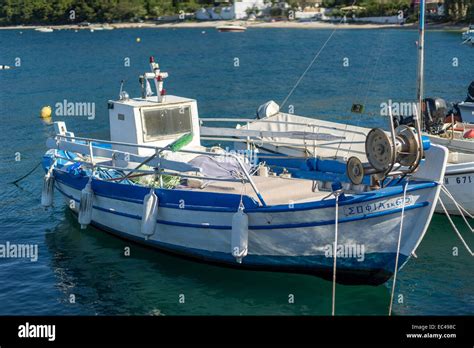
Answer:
346, 125, 421, 185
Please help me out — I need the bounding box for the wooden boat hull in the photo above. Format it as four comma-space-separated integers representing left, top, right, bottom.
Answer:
440, 162, 474, 215
43, 145, 446, 285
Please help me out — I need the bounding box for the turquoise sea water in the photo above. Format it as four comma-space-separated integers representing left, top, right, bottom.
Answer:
0, 27, 472, 315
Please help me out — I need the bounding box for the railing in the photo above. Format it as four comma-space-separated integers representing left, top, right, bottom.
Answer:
199, 115, 368, 159
199, 116, 368, 136
48, 117, 372, 207
48, 134, 268, 207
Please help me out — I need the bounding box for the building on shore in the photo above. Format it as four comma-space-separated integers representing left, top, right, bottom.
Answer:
411, 0, 445, 16
196, 0, 271, 20
294, 1, 325, 20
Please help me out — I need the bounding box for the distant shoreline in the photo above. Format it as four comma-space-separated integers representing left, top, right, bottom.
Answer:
0, 20, 468, 31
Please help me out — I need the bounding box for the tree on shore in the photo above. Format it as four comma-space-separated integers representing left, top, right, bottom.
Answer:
444, 0, 472, 22
0, 0, 214, 24
0, 0, 471, 25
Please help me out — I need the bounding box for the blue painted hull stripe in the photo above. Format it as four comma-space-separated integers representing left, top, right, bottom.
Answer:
55, 185, 429, 230
52, 168, 437, 213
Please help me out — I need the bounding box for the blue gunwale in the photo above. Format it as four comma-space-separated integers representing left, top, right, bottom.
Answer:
52, 167, 436, 213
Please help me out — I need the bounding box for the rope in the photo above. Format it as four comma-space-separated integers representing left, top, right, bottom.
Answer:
332, 192, 340, 316
442, 185, 474, 223
238, 179, 247, 211
280, 0, 358, 110
280, 33, 337, 109
9, 161, 42, 185
389, 179, 409, 316
344, 26, 388, 159
439, 198, 474, 256
441, 185, 474, 232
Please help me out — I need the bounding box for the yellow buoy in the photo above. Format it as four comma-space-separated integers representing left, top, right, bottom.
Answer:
136, 37, 141, 43
40, 106, 52, 118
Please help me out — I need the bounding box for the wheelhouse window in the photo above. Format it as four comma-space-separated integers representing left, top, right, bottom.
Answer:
141, 106, 192, 142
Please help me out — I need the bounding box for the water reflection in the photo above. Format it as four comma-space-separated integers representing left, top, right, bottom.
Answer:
45, 209, 391, 315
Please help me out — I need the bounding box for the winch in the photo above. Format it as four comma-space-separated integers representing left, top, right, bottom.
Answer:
346, 125, 423, 185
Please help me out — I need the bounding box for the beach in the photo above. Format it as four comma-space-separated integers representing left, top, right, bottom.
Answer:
0, 20, 468, 31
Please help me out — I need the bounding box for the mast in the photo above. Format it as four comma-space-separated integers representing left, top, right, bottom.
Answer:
415, 0, 426, 159
416, 0, 425, 117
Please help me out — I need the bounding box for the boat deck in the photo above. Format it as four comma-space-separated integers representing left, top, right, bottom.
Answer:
194, 176, 329, 206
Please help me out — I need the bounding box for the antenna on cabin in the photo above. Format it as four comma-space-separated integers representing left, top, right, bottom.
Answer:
118, 80, 129, 100
137, 57, 169, 102
149, 56, 168, 103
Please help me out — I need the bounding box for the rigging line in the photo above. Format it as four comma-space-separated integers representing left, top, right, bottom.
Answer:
9, 161, 42, 185
344, 28, 389, 158
280, 0, 358, 109
333, 20, 388, 159
441, 185, 474, 231
389, 179, 409, 316
362, 29, 388, 110
353, 26, 386, 108
439, 197, 474, 256
280, 33, 337, 109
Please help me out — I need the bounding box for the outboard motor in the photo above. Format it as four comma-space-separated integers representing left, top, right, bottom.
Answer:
422, 97, 448, 134
393, 97, 448, 134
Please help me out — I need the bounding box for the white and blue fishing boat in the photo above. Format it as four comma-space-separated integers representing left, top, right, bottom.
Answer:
41, 55, 447, 286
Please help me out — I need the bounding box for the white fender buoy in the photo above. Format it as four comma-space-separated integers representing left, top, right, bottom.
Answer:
78, 178, 94, 229
141, 188, 159, 240
256, 100, 280, 119
231, 206, 248, 263
41, 171, 55, 207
